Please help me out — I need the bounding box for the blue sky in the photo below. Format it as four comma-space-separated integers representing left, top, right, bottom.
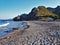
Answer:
0, 0, 60, 19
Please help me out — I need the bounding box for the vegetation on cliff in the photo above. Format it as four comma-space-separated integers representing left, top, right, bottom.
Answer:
13, 6, 59, 21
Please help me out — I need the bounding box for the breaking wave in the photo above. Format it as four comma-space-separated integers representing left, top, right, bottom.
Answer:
0, 23, 10, 27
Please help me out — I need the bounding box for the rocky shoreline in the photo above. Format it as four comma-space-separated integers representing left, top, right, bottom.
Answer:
0, 21, 60, 45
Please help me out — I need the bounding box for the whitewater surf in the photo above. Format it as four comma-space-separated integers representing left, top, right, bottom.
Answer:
0, 23, 10, 27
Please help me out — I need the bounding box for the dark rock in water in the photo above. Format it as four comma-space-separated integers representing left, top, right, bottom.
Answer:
27, 25, 30, 29
4, 31, 9, 33
13, 28, 19, 30
23, 25, 30, 29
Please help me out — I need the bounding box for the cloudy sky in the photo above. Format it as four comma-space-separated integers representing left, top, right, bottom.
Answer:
0, 0, 60, 19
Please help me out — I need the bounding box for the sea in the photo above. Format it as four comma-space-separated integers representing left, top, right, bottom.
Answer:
0, 20, 27, 37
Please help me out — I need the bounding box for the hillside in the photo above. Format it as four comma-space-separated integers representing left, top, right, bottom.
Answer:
47, 6, 60, 18
13, 6, 59, 21
29, 6, 57, 17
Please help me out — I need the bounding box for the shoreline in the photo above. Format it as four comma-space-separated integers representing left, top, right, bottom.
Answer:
0, 21, 60, 45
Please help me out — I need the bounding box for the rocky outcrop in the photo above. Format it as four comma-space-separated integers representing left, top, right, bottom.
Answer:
47, 6, 60, 18
13, 6, 59, 21
13, 15, 21, 21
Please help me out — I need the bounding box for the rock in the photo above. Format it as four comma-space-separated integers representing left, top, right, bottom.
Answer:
13, 6, 58, 21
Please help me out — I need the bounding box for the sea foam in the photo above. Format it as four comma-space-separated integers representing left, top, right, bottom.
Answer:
0, 23, 10, 27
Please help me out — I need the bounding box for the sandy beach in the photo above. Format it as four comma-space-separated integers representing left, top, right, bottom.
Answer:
0, 21, 60, 45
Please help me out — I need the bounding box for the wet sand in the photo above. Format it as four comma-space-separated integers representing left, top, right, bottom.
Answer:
0, 21, 60, 45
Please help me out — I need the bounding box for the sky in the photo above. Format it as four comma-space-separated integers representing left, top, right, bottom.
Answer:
0, 0, 60, 19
